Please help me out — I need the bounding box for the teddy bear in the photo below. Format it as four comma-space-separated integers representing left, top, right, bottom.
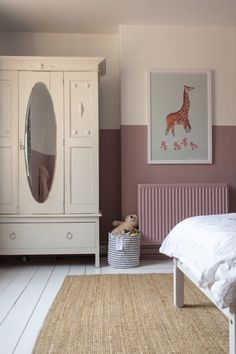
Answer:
111, 214, 138, 235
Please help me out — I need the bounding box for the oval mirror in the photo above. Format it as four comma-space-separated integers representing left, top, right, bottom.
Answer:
25, 82, 56, 203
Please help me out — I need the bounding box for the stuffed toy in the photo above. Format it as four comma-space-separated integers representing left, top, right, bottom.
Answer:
111, 214, 138, 235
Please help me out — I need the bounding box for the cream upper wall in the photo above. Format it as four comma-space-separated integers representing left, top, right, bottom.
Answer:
120, 25, 236, 126
0, 32, 120, 129
1, 27, 235, 128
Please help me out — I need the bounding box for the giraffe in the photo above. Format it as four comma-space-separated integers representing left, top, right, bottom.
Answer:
165, 85, 194, 137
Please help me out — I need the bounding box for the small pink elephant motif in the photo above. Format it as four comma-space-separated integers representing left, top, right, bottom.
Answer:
181, 137, 188, 147
160, 140, 168, 150
174, 141, 181, 150
189, 141, 198, 150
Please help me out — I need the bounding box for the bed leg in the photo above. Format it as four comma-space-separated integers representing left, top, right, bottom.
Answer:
229, 307, 236, 354
173, 258, 184, 308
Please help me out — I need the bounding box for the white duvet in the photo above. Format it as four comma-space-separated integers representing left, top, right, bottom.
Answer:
160, 213, 236, 308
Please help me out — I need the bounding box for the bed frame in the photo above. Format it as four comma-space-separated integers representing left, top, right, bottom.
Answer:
173, 258, 236, 354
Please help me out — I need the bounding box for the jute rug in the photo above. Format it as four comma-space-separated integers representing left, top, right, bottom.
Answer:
33, 274, 228, 354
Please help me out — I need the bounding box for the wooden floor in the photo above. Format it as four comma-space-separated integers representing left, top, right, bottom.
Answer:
0, 256, 172, 354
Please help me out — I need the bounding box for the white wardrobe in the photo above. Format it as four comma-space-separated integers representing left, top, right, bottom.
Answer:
0, 56, 105, 267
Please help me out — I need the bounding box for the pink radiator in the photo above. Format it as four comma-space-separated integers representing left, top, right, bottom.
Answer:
138, 183, 229, 245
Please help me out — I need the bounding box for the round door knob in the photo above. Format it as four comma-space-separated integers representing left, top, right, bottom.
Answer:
9, 232, 16, 240
85, 130, 91, 136
72, 130, 78, 136
66, 232, 73, 240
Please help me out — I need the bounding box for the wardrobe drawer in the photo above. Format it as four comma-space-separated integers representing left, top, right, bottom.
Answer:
0, 222, 96, 250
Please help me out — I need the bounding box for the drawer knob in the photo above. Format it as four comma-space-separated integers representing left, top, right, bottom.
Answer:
66, 232, 73, 240
9, 232, 16, 240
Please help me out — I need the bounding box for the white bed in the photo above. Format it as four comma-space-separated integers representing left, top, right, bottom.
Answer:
160, 213, 236, 354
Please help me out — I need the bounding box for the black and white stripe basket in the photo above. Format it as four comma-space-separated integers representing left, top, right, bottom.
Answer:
108, 232, 141, 269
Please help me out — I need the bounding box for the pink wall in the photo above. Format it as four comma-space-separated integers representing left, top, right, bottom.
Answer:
99, 129, 121, 242
121, 125, 236, 217
99, 125, 236, 245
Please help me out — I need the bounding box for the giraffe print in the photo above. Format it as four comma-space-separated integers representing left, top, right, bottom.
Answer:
165, 85, 194, 137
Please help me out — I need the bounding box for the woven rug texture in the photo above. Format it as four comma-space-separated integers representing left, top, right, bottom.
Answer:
33, 273, 228, 354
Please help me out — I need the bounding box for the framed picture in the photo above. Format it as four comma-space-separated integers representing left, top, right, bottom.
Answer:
147, 69, 212, 164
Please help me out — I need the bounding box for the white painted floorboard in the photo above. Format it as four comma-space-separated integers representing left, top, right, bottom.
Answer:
0, 266, 28, 293
0, 266, 39, 325
15, 265, 71, 354
0, 257, 172, 354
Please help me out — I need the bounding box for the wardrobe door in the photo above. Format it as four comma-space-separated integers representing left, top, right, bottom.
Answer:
19, 71, 64, 214
0, 71, 18, 214
64, 72, 99, 213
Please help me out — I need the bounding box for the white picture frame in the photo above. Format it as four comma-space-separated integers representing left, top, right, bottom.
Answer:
147, 69, 212, 164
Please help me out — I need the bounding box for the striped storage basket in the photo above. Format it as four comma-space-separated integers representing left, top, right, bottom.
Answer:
108, 232, 141, 268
